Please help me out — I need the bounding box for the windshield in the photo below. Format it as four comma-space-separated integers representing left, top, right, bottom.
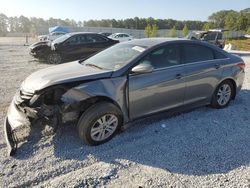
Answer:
82, 43, 147, 70
53, 33, 71, 43
109, 33, 116, 38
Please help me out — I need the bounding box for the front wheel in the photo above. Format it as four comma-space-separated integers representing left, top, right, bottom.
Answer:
47, 52, 62, 64
211, 80, 234, 108
77, 102, 123, 145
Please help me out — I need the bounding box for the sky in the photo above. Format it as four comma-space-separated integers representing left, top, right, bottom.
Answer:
0, 0, 249, 21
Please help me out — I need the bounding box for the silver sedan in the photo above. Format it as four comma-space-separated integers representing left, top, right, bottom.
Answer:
4, 38, 245, 155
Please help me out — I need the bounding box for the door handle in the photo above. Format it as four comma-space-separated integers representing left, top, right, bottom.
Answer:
176, 74, 182, 79
214, 64, 221, 69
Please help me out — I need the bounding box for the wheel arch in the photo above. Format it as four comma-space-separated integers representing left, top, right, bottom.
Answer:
79, 96, 123, 114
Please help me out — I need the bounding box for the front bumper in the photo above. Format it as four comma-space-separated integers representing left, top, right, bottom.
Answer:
4, 117, 17, 156
29, 49, 45, 59
4, 91, 34, 156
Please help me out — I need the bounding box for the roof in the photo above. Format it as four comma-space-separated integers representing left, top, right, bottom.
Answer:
112, 33, 130, 35
125, 38, 189, 47
67, 32, 100, 36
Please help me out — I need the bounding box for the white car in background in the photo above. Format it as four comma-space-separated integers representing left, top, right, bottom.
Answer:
38, 31, 67, 41
108, 33, 133, 42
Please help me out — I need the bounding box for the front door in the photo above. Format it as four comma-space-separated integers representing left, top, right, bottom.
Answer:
128, 44, 186, 119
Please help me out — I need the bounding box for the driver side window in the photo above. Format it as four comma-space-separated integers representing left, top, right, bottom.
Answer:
66, 36, 79, 45
138, 44, 181, 70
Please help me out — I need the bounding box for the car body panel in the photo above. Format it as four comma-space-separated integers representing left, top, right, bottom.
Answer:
129, 66, 186, 119
21, 61, 113, 93
183, 59, 225, 104
62, 76, 129, 121
108, 33, 133, 42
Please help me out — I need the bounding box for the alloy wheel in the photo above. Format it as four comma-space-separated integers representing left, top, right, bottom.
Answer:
90, 114, 118, 141
217, 83, 232, 106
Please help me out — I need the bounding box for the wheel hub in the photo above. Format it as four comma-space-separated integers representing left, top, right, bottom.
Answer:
90, 114, 118, 141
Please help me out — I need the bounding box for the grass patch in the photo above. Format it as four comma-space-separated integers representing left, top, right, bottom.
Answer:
225, 38, 250, 51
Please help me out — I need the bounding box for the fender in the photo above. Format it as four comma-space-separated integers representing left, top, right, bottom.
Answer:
61, 76, 130, 122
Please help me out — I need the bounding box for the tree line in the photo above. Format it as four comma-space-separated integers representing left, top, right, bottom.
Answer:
204, 8, 250, 32
0, 8, 249, 37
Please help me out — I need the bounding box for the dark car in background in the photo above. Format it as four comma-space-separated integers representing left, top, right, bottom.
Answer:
5, 38, 245, 155
188, 29, 225, 49
30, 32, 119, 64
98, 32, 112, 37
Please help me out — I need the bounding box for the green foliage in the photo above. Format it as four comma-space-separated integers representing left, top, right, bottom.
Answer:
169, 26, 177, 37
224, 31, 231, 40
182, 24, 189, 37
144, 24, 158, 38
151, 24, 158, 37
203, 23, 210, 31
208, 9, 250, 31
0, 7, 249, 35
247, 27, 250, 35
0, 13, 8, 36
144, 24, 151, 38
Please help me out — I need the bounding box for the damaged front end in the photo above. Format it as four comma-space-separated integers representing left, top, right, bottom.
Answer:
4, 87, 66, 156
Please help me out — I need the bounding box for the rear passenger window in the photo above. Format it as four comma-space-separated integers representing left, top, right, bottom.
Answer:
91, 35, 108, 42
203, 33, 217, 41
183, 44, 214, 63
214, 50, 227, 59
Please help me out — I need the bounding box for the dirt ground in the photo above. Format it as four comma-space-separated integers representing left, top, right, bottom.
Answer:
0, 37, 249, 187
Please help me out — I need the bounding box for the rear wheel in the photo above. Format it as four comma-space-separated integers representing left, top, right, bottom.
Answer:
77, 102, 123, 145
211, 80, 234, 108
47, 52, 62, 64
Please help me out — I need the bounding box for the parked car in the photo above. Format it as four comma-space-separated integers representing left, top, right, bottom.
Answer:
38, 31, 67, 42
188, 29, 225, 48
98, 32, 112, 37
5, 38, 245, 155
108, 33, 133, 42
30, 32, 119, 64
38, 34, 48, 41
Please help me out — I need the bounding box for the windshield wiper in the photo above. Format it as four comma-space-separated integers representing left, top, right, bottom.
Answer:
85, 63, 103, 70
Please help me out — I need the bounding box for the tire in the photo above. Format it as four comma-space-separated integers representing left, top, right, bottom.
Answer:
77, 102, 123, 145
47, 52, 62, 64
211, 80, 234, 109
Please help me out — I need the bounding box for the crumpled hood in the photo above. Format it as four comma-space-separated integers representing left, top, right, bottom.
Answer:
21, 61, 113, 93
29, 41, 50, 50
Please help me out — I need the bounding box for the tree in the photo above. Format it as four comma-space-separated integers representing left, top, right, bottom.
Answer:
247, 26, 250, 35
182, 24, 189, 37
144, 24, 158, 38
207, 9, 250, 31
144, 24, 152, 38
203, 23, 210, 31
208, 10, 232, 28
169, 26, 177, 37
151, 24, 158, 37
18, 15, 31, 33
0, 13, 8, 36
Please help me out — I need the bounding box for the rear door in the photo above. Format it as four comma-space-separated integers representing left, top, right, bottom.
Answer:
84, 34, 112, 55
60, 34, 86, 60
182, 43, 226, 104
128, 44, 186, 119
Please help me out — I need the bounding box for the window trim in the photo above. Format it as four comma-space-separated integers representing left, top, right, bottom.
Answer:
129, 44, 182, 74
129, 43, 229, 76
181, 43, 228, 64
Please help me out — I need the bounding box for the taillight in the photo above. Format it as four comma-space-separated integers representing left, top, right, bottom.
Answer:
237, 62, 245, 71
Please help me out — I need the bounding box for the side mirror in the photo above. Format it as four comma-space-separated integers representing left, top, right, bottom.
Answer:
131, 62, 154, 74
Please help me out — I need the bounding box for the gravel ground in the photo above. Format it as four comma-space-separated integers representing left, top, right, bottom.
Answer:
0, 37, 250, 188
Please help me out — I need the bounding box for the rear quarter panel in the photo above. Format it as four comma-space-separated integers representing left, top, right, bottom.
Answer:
221, 54, 245, 93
